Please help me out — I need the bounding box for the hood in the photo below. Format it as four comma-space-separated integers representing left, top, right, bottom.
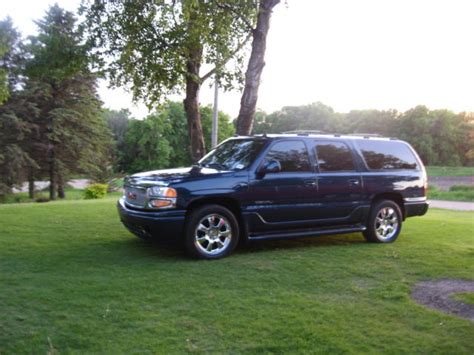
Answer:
124, 166, 228, 187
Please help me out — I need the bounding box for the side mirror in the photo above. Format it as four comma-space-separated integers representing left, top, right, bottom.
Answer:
257, 159, 281, 177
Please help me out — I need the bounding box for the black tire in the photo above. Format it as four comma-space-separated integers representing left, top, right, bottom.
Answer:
363, 200, 402, 243
184, 204, 240, 259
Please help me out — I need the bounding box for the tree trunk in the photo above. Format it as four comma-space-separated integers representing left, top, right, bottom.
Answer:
49, 149, 56, 200
183, 46, 206, 162
28, 172, 35, 199
236, 0, 280, 135
57, 174, 65, 199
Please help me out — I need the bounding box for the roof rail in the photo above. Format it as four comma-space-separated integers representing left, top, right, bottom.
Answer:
283, 130, 326, 135
347, 133, 383, 138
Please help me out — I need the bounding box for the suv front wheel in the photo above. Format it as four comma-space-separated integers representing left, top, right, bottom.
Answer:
184, 204, 240, 259
364, 200, 402, 243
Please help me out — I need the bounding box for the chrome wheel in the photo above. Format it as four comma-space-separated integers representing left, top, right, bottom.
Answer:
374, 207, 399, 240
194, 214, 232, 256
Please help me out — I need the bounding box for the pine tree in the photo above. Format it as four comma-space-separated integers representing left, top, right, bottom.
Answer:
25, 5, 112, 199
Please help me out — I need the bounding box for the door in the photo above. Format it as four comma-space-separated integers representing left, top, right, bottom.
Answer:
248, 140, 318, 229
312, 140, 364, 221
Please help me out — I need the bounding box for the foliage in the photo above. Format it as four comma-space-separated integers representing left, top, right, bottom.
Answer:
102, 108, 132, 172
81, 1, 255, 105
81, 0, 258, 161
83, 183, 108, 199
253, 103, 473, 167
0, 18, 37, 199
119, 102, 235, 174
0, 199, 473, 353
23, 5, 114, 196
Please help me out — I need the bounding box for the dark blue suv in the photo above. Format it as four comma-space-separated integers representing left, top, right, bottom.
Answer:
118, 133, 429, 259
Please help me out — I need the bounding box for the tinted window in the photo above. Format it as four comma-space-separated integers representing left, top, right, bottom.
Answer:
315, 141, 355, 172
356, 140, 418, 170
199, 139, 267, 170
265, 141, 311, 172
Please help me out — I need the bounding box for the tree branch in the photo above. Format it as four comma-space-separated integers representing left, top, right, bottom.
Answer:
200, 32, 252, 83
215, 3, 255, 33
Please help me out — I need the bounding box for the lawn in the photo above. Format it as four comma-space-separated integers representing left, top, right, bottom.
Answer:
426, 166, 474, 177
428, 185, 474, 202
0, 198, 473, 353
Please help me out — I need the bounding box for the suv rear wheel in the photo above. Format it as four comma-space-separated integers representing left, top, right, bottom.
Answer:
364, 200, 402, 243
184, 204, 239, 259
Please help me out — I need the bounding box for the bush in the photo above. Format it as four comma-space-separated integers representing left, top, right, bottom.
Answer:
84, 184, 108, 199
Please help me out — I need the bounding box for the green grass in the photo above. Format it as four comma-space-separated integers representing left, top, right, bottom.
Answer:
426, 166, 474, 177
451, 293, 474, 306
428, 185, 474, 202
1, 199, 473, 353
2, 188, 121, 204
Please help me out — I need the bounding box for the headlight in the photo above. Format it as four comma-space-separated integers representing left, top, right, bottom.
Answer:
147, 187, 177, 209
147, 187, 177, 198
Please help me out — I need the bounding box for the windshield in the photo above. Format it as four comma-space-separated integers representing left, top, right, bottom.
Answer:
198, 139, 267, 171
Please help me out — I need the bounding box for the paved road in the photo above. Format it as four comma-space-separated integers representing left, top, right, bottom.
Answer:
429, 200, 474, 211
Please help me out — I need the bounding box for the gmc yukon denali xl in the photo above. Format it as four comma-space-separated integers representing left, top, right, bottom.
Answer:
118, 133, 429, 259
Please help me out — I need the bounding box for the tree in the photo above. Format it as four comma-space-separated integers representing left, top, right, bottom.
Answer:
236, 0, 280, 135
0, 18, 38, 200
119, 101, 235, 173
25, 5, 113, 199
102, 108, 132, 172
81, 1, 257, 162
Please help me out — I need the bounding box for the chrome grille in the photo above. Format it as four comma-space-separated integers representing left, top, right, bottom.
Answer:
124, 186, 147, 207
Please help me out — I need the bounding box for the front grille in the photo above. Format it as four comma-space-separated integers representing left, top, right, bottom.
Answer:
124, 186, 147, 207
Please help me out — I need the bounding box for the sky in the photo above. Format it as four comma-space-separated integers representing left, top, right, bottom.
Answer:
2, 0, 474, 119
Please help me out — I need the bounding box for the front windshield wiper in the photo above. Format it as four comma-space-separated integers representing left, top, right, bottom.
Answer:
201, 163, 229, 170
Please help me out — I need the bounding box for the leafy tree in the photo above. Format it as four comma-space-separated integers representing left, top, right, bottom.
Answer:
122, 113, 173, 173
102, 108, 132, 172
346, 109, 398, 137
120, 102, 235, 173
81, 0, 257, 162
25, 5, 113, 199
253, 102, 343, 133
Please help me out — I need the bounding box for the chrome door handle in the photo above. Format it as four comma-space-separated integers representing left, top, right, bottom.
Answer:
348, 179, 360, 186
304, 180, 317, 187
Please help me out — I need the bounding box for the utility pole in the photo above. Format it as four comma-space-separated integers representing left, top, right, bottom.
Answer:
211, 76, 219, 149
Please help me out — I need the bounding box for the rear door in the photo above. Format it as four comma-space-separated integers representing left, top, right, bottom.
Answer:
311, 140, 364, 221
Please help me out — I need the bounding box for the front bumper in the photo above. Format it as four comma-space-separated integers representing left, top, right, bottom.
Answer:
117, 198, 186, 239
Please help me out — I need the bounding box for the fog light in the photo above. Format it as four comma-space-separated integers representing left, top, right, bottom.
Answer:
149, 199, 174, 208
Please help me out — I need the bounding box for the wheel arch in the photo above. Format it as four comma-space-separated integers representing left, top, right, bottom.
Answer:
371, 192, 405, 220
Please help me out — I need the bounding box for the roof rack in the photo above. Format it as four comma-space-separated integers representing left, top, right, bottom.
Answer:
283, 130, 326, 135
347, 133, 382, 138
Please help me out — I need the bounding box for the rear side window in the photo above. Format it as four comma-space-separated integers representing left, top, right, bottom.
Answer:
265, 141, 311, 172
356, 140, 418, 170
315, 141, 356, 172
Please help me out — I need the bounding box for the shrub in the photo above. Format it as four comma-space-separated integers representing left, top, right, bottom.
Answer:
84, 184, 108, 199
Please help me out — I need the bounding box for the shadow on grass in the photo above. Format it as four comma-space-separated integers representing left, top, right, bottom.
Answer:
118, 231, 368, 260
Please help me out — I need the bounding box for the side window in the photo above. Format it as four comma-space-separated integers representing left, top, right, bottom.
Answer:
265, 141, 311, 172
356, 140, 418, 170
315, 141, 356, 172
